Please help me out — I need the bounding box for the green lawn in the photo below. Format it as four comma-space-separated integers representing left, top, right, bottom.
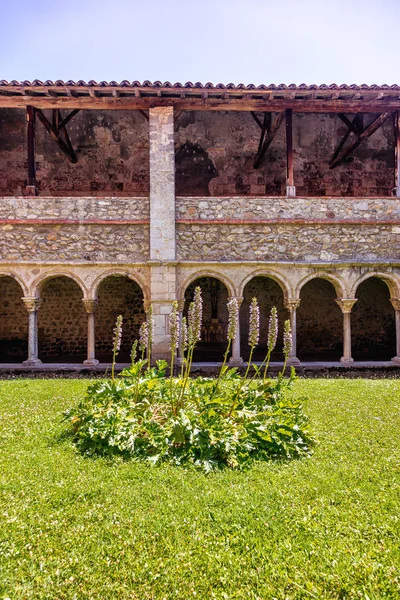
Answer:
0, 379, 399, 599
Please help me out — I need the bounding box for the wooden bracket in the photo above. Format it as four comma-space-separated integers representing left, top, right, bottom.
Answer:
329, 111, 393, 169
36, 108, 80, 163
251, 111, 284, 168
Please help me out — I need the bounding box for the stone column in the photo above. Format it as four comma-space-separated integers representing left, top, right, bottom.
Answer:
391, 299, 400, 364
82, 299, 99, 367
229, 296, 244, 366
149, 105, 177, 360
285, 299, 301, 365
336, 299, 357, 364
22, 297, 42, 366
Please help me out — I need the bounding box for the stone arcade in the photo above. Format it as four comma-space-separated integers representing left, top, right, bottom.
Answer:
0, 80, 399, 368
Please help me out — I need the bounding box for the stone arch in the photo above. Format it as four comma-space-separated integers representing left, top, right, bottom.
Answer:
178, 270, 236, 301
183, 275, 231, 362
0, 275, 28, 362
296, 271, 347, 300
297, 277, 343, 361
95, 275, 146, 362
90, 269, 149, 303
350, 272, 400, 300
240, 274, 287, 361
352, 275, 396, 360
38, 275, 87, 362
0, 270, 29, 297
31, 270, 88, 299
238, 269, 291, 301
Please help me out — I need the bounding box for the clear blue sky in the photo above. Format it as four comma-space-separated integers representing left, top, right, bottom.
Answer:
1, 0, 399, 85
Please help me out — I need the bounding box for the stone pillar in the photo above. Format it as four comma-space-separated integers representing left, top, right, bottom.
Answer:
336, 299, 357, 364
229, 296, 244, 366
149, 106, 176, 360
391, 299, 400, 364
82, 299, 99, 367
285, 299, 301, 366
22, 297, 42, 366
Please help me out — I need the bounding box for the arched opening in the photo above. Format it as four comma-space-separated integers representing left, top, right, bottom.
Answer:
352, 277, 395, 360
297, 278, 342, 361
240, 277, 286, 361
184, 277, 229, 362
96, 276, 145, 362
38, 276, 86, 362
0, 276, 27, 362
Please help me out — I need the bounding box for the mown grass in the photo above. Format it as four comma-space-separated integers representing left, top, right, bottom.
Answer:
0, 379, 399, 599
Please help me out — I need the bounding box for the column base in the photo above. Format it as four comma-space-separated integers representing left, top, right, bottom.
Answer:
287, 357, 301, 366
83, 358, 99, 367
393, 186, 400, 198
229, 357, 244, 367
24, 185, 38, 196
391, 356, 400, 365
340, 357, 354, 364
22, 358, 42, 367
286, 185, 296, 197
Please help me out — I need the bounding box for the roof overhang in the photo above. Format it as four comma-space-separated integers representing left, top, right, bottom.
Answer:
1, 81, 400, 112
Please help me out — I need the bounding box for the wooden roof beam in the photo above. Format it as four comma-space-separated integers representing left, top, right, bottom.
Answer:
329, 111, 393, 169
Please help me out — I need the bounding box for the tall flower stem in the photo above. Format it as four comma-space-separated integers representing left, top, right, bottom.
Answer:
111, 315, 123, 382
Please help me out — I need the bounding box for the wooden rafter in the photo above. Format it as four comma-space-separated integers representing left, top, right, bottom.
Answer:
36, 108, 80, 163
329, 111, 393, 169
251, 111, 284, 168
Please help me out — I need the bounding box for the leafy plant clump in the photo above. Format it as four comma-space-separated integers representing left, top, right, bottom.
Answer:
65, 290, 316, 471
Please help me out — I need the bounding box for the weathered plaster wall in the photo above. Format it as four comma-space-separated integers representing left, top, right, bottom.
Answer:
0, 276, 28, 360
177, 223, 400, 262
0, 109, 149, 196
175, 111, 395, 197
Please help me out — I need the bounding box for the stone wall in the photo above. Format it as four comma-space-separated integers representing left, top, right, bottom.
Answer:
240, 277, 286, 360
0, 109, 149, 196
95, 276, 145, 360
297, 279, 343, 360
352, 277, 395, 359
0, 276, 28, 360
176, 196, 400, 220
177, 222, 400, 263
0, 223, 149, 263
38, 277, 87, 357
175, 111, 395, 197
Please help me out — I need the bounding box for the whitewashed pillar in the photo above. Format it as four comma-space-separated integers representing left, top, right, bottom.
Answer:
391, 298, 400, 364
22, 297, 42, 366
82, 299, 99, 367
149, 106, 177, 360
336, 299, 357, 364
229, 296, 244, 366
285, 299, 301, 365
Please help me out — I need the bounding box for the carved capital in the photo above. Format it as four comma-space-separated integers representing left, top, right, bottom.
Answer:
390, 298, 400, 312
177, 300, 186, 312
229, 296, 244, 308
285, 299, 300, 312
335, 298, 357, 314
22, 297, 42, 313
82, 299, 97, 314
